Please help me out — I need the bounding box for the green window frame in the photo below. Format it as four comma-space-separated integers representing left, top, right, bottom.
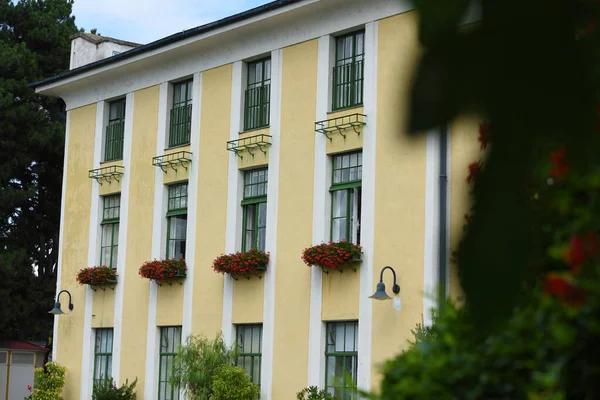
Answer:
100, 195, 120, 269
236, 324, 262, 385
325, 321, 358, 400
169, 80, 193, 147
105, 99, 126, 161
167, 183, 188, 260
158, 326, 182, 400
242, 169, 268, 252
332, 31, 365, 111
330, 152, 362, 243
244, 58, 271, 131
93, 328, 113, 387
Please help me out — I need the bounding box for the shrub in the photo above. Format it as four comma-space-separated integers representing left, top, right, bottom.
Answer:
212, 249, 269, 278
76, 266, 117, 285
138, 258, 186, 280
211, 365, 259, 400
296, 386, 337, 400
30, 362, 66, 400
92, 378, 137, 400
170, 332, 238, 400
301, 241, 362, 271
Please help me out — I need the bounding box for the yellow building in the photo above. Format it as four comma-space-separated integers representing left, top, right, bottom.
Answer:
34, 1, 480, 398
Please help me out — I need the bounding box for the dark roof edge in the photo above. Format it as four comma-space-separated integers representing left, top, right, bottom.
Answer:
70, 32, 142, 48
31, 0, 304, 89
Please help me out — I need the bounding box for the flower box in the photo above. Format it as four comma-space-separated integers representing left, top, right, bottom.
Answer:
139, 259, 187, 285
212, 249, 270, 280
301, 241, 362, 273
76, 266, 118, 290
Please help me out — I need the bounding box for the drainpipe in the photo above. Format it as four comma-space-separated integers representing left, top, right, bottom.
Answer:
438, 127, 449, 309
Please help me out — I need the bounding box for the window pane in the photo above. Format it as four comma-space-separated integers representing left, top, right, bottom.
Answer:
332, 190, 347, 218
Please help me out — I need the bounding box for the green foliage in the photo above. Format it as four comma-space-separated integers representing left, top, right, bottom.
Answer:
0, 0, 78, 340
296, 386, 337, 400
30, 362, 66, 400
407, 313, 437, 347
211, 365, 259, 400
92, 378, 137, 400
170, 332, 238, 400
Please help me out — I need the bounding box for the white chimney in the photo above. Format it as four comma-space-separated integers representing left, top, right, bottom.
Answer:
69, 33, 141, 70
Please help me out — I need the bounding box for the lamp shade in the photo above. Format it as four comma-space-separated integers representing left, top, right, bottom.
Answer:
369, 282, 393, 300
49, 301, 64, 315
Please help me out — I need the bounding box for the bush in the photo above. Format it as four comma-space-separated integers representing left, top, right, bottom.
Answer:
92, 378, 137, 400
212, 365, 259, 400
170, 332, 238, 400
30, 362, 66, 400
296, 386, 337, 400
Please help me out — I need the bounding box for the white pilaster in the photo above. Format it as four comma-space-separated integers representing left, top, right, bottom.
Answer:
261, 48, 282, 400
423, 130, 440, 325
357, 21, 378, 392
111, 91, 135, 383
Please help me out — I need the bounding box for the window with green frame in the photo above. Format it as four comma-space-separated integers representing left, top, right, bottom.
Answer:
169, 80, 193, 147
158, 326, 182, 400
330, 152, 362, 244
325, 321, 358, 400
244, 58, 271, 131
332, 31, 365, 111
167, 183, 188, 260
242, 169, 267, 252
93, 328, 113, 386
236, 324, 262, 385
101, 195, 120, 269
105, 99, 126, 161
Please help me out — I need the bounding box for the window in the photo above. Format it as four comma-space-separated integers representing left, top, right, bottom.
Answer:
101, 195, 120, 268
158, 326, 182, 400
0, 352, 6, 364
330, 152, 362, 243
167, 183, 188, 260
93, 328, 113, 386
236, 324, 262, 384
169, 80, 193, 147
325, 321, 358, 399
105, 99, 126, 161
332, 31, 364, 111
11, 353, 34, 365
242, 169, 267, 252
244, 58, 271, 131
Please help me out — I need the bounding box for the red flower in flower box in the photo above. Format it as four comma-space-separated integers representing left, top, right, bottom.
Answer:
301, 241, 362, 273
212, 249, 270, 280
76, 266, 118, 286
139, 259, 187, 282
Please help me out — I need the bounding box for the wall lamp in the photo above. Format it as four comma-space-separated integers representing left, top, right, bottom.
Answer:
369, 266, 402, 311
49, 290, 74, 315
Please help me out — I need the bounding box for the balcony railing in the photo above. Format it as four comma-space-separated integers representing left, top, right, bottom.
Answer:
244, 84, 270, 131
332, 60, 364, 111
169, 104, 192, 147
104, 121, 125, 161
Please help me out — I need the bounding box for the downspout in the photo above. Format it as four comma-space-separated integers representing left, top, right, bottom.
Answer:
438, 127, 449, 308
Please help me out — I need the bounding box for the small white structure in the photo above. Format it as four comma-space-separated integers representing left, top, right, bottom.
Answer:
0, 341, 47, 400
69, 32, 141, 70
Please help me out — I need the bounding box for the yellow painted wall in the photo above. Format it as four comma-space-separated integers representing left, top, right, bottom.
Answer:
191, 65, 231, 336
57, 104, 96, 399
449, 116, 480, 303
232, 278, 264, 323
91, 290, 115, 328
237, 127, 271, 170
271, 40, 318, 399
98, 160, 123, 196
325, 107, 364, 155
156, 284, 184, 326
162, 144, 192, 185
118, 86, 159, 393
321, 268, 360, 320
371, 12, 426, 389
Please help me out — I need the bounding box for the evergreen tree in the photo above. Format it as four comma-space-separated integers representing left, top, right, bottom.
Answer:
0, 0, 78, 340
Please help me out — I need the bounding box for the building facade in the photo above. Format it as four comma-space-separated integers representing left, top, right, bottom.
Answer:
34, 0, 480, 398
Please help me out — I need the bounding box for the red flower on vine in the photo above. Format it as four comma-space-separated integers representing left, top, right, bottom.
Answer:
467, 161, 482, 183
550, 145, 569, 178
543, 273, 586, 308
564, 233, 597, 274
478, 123, 490, 150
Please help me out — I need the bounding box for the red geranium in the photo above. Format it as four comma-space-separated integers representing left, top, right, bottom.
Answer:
139, 258, 187, 281
301, 240, 362, 272
543, 273, 587, 308
76, 266, 117, 286
550, 144, 570, 179
212, 249, 270, 279
564, 233, 598, 274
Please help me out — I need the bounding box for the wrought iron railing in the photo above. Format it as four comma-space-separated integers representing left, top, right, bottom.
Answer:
169, 104, 192, 147
244, 84, 271, 131
104, 121, 125, 161
332, 60, 364, 111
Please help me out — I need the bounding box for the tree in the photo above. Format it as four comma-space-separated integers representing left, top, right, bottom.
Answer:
0, 0, 78, 340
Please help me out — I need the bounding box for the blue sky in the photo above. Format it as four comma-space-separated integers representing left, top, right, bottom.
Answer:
72, 0, 272, 44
